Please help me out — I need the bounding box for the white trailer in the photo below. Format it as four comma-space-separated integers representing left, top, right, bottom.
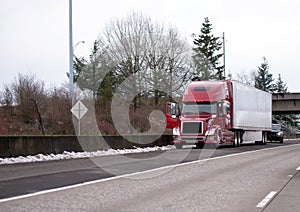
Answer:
231, 81, 272, 143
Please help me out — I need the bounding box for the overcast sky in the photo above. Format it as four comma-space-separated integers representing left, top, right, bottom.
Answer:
1, 0, 299, 92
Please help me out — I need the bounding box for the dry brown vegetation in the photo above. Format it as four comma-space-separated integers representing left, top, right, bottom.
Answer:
0, 74, 172, 136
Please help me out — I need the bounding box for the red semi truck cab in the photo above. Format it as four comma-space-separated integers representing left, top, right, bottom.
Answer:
166, 80, 272, 148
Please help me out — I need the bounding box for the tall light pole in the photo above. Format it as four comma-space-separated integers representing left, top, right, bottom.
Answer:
73, 41, 85, 51
223, 32, 226, 79
69, 0, 74, 105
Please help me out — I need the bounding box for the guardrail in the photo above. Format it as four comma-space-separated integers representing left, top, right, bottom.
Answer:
0, 135, 173, 158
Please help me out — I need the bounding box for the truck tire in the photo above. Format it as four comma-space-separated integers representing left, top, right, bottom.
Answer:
216, 129, 222, 148
262, 132, 267, 145
234, 131, 241, 147
196, 143, 204, 149
280, 138, 284, 143
175, 143, 183, 149
257, 132, 267, 145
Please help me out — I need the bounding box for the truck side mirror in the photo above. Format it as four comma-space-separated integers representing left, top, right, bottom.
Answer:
165, 102, 180, 129
167, 102, 180, 118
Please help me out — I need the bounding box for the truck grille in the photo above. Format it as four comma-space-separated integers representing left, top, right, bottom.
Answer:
182, 122, 203, 134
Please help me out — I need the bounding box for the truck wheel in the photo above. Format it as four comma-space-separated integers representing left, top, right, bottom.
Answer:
175, 143, 183, 149
262, 132, 267, 145
257, 132, 267, 145
196, 143, 204, 149
215, 129, 222, 148
234, 131, 241, 147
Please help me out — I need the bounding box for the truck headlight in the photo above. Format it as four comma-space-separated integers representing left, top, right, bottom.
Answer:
205, 128, 216, 136
173, 127, 180, 136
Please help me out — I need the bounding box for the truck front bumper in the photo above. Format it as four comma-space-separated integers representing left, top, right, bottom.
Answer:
173, 136, 217, 144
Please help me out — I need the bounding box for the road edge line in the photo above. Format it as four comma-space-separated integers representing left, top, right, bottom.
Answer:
256, 191, 277, 208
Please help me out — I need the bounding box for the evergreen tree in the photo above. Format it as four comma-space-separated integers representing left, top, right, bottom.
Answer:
227, 71, 233, 80
274, 74, 288, 93
66, 56, 87, 83
254, 57, 275, 92
98, 70, 117, 101
76, 40, 103, 99
192, 17, 224, 80
73, 40, 117, 101
272, 74, 298, 128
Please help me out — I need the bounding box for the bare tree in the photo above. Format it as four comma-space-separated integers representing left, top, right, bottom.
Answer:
143, 25, 191, 105
12, 73, 46, 133
0, 84, 14, 117
0, 85, 13, 106
46, 85, 74, 135
98, 12, 149, 110
97, 11, 192, 108
235, 70, 256, 86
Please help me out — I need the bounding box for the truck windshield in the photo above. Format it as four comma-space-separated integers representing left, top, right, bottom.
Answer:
182, 102, 217, 115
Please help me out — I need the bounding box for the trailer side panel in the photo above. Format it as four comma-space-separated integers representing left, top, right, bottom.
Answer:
231, 81, 272, 131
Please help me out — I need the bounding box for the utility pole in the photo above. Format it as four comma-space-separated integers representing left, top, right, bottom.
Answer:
223, 32, 226, 79
69, 0, 74, 105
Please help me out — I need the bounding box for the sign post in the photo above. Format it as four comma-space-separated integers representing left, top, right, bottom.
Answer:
71, 100, 88, 135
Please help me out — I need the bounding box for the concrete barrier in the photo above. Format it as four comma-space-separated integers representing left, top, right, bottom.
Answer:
52, 136, 83, 154
76, 136, 102, 152
8, 136, 29, 157
25, 136, 53, 156
0, 135, 173, 157
0, 137, 9, 158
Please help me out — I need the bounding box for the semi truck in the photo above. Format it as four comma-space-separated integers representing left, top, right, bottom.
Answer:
166, 80, 272, 148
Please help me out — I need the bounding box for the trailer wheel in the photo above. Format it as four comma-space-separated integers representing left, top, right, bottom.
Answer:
262, 132, 267, 145
263, 132, 267, 145
234, 131, 241, 147
257, 132, 267, 145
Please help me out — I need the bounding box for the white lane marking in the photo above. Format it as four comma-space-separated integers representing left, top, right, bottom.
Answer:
256, 191, 277, 208
296, 166, 300, 171
0, 143, 299, 203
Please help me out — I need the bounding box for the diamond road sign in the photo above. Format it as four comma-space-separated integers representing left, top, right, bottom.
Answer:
71, 100, 88, 120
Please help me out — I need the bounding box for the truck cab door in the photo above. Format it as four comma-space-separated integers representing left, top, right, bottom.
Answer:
165, 102, 180, 129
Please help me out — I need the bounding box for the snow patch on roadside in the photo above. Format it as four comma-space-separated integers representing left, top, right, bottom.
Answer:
0, 146, 175, 165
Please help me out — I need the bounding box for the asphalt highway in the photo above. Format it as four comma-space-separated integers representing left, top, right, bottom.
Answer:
0, 140, 299, 211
